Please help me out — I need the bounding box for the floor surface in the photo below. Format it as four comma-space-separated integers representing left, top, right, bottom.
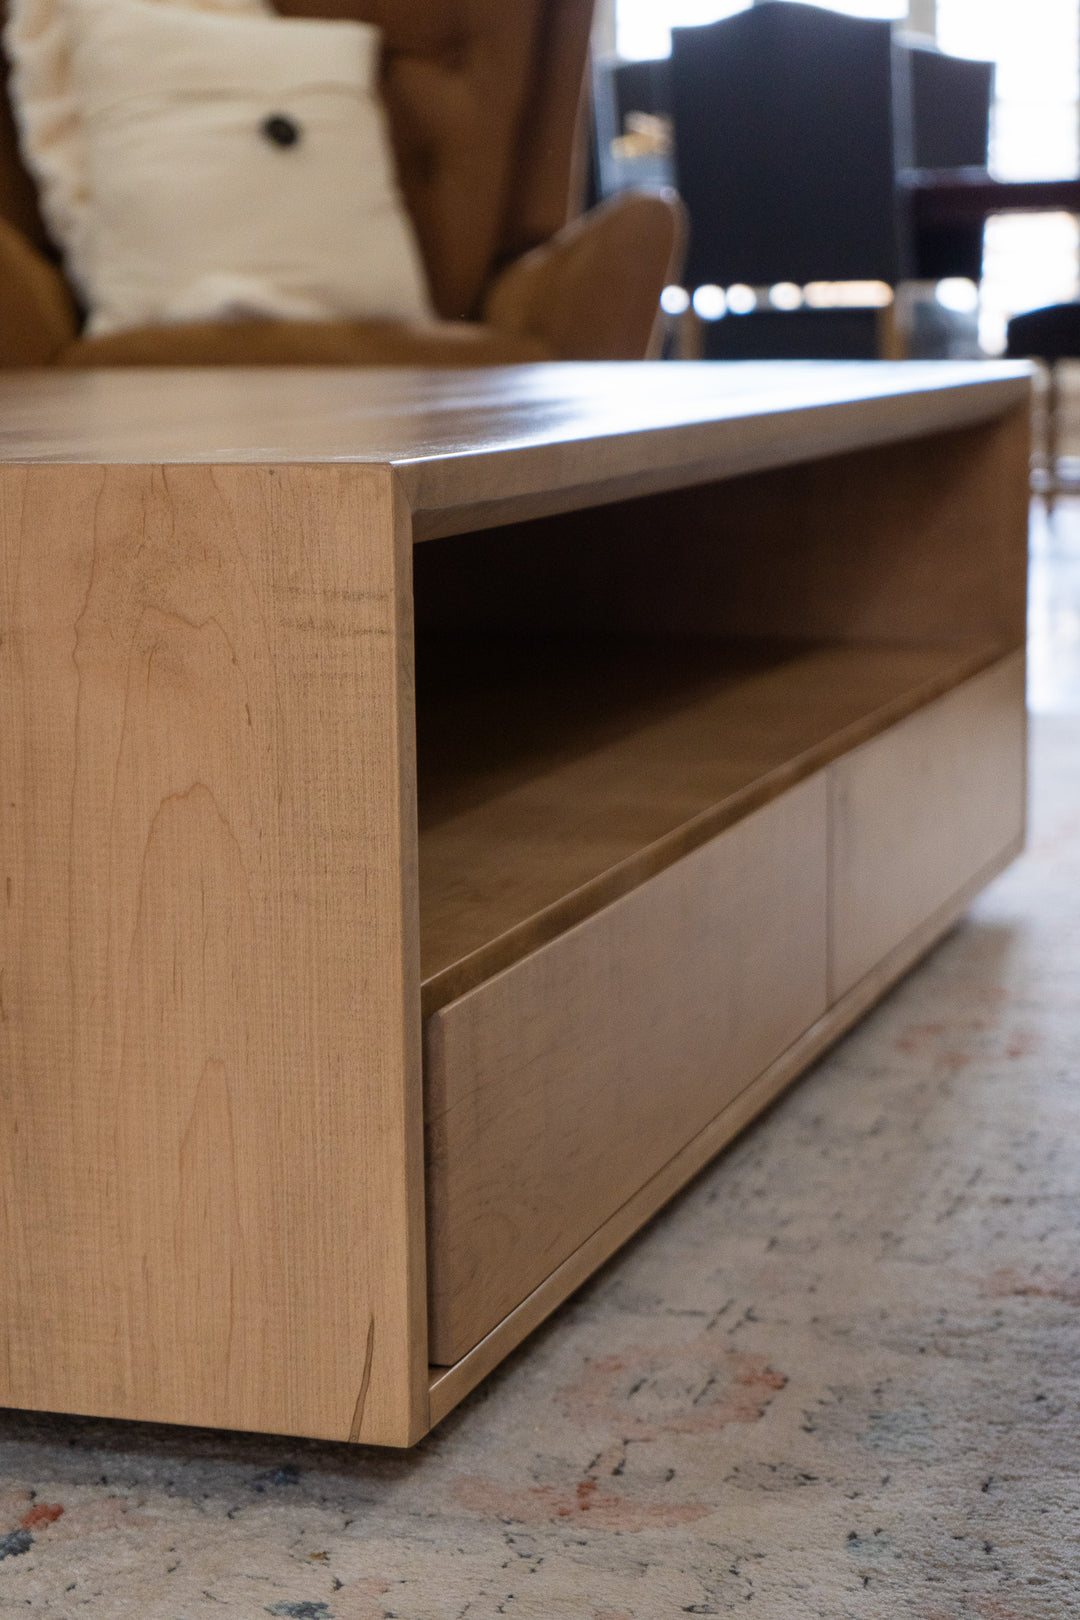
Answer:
1, 503, 1079, 1618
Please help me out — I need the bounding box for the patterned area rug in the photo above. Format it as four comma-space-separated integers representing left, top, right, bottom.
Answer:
1, 714, 1078, 1619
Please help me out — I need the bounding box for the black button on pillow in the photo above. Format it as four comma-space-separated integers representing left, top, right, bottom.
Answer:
261, 113, 301, 148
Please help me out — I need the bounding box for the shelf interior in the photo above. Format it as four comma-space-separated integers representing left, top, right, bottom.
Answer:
416, 632, 1001, 1013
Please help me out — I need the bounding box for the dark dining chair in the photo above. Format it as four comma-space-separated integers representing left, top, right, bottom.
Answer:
661, 2, 993, 359
1006, 304, 1080, 498
904, 39, 994, 283
670, 2, 904, 293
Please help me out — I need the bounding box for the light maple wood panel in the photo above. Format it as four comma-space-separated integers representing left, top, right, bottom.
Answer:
425, 774, 828, 1366
830, 651, 1027, 1000
417, 636, 999, 1013
0, 461, 427, 1445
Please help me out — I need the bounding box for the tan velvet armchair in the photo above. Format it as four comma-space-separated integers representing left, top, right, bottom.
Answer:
0, 0, 683, 368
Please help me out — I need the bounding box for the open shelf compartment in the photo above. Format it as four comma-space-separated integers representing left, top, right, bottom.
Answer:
416, 630, 1000, 1014
414, 427, 1029, 1370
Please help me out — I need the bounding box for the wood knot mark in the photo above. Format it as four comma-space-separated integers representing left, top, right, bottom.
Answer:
348, 1316, 376, 1443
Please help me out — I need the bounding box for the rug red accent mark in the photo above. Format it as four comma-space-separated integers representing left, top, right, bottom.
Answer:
558, 1343, 787, 1440
980, 1265, 1080, 1304
19, 1503, 62, 1529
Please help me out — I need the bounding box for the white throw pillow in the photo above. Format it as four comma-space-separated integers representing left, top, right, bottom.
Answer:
4, 0, 271, 301
18, 0, 433, 334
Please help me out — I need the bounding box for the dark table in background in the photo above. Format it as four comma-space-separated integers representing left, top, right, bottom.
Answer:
906, 168, 1080, 232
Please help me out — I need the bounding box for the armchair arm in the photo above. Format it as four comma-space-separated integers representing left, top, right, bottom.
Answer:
483, 190, 686, 361
0, 218, 79, 366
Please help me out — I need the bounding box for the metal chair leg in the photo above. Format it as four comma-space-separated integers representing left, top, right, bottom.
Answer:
1047, 360, 1061, 512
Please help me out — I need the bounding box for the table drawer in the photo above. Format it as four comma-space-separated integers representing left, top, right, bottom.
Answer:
424, 774, 828, 1365
829, 650, 1026, 1000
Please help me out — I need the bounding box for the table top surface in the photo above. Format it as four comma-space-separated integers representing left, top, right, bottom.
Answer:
0, 362, 1030, 536
904, 166, 1080, 192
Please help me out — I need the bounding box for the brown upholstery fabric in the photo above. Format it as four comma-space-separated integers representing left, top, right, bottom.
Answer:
0, 216, 77, 363
485, 191, 685, 360
55, 193, 684, 367
493, 0, 594, 266
0, 5, 52, 251
271, 0, 594, 321
0, 0, 594, 322
0, 0, 683, 368
58, 316, 551, 368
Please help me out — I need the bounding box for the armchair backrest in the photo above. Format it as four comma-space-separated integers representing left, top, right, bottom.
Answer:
0, 0, 594, 320
0, 38, 47, 254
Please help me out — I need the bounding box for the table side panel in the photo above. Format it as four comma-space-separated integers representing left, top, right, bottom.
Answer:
425, 774, 828, 1367
0, 461, 427, 1445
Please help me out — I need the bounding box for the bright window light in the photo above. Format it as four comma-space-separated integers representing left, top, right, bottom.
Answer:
617, 1, 746, 62
938, 0, 1079, 182
797, 0, 905, 11
803, 280, 893, 308
769, 282, 804, 310
660, 284, 692, 315
725, 284, 758, 314
692, 283, 727, 319
615, 0, 904, 61
981, 212, 1080, 353
937, 0, 1080, 352
935, 277, 980, 314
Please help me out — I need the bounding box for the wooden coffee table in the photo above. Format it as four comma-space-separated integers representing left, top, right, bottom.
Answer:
0, 361, 1030, 1445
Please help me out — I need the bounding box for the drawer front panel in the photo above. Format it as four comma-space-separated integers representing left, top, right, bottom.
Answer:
829, 650, 1026, 1001
425, 774, 828, 1365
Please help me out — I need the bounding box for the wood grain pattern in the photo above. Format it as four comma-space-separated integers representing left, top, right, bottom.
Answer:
428, 830, 1023, 1418
0, 364, 1030, 1444
0, 365, 1030, 539
417, 637, 1001, 1014
0, 461, 428, 1445
830, 651, 1027, 1000
425, 775, 829, 1365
